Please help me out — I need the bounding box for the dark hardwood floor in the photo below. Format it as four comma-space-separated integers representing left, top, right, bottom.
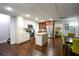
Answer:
0, 37, 66, 56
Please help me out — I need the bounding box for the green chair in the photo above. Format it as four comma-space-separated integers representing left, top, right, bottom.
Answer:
62, 35, 72, 48
62, 35, 66, 48
68, 33, 75, 37
62, 35, 65, 45
72, 38, 79, 54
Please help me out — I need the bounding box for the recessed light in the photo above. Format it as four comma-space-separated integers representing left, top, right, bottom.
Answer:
25, 14, 30, 17
35, 18, 39, 21
49, 18, 53, 20
5, 6, 13, 11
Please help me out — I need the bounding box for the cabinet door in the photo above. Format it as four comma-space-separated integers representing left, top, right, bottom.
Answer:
39, 22, 46, 30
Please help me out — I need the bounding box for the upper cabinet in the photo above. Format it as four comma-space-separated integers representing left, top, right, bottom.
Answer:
39, 21, 53, 32
39, 22, 46, 30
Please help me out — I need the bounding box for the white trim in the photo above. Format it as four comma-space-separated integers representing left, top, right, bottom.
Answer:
10, 40, 16, 45
0, 40, 7, 43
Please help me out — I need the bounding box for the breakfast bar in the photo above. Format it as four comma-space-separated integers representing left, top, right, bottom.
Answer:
35, 32, 48, 46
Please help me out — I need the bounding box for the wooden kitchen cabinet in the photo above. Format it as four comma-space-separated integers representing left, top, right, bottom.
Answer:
39, 22, 46, 30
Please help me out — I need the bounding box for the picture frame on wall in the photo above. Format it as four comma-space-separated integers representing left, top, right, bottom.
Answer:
65, 24, 69, 30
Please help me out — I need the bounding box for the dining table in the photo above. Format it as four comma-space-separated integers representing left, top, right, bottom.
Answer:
65, 36, 79, 55
66, 37, 73, 44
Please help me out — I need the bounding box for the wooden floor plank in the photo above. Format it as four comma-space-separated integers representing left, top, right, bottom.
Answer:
0, 37, 65, 56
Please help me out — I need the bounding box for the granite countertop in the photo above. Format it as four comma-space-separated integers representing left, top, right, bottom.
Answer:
36, 32, 47, 35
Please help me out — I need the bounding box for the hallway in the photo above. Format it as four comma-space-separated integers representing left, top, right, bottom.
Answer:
0, 37, 65, 56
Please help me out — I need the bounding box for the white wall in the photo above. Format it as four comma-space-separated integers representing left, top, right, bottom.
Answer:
0, 14, 10, 43
62, 17, 76, 36
57, 17, 79, 37
75, 17, 79, 37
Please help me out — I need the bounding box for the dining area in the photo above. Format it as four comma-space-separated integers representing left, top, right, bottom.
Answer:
62, 32, 79, 56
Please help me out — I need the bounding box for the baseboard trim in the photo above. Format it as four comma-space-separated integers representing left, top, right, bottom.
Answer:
0, 40, 7, 44
17, 40, 30, 45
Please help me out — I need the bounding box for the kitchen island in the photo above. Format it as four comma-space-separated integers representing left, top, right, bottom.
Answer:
35, 32, 48, 46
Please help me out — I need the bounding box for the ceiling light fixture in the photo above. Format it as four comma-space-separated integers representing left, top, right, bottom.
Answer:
35, 18, 39, 21
49, 18, 53, 20
5, 6, 14, 11
25, 14, 30, 17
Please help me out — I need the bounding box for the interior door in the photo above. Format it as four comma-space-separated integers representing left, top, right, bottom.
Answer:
0, 14, 10, 43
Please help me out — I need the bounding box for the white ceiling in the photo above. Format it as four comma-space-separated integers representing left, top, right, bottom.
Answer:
0, 3, 79, 21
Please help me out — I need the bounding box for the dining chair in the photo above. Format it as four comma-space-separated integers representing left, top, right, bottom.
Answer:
72, 38, 79, 55
62, 35, 66, 48
62, 35, 72, 48
68, 33, 75, 37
